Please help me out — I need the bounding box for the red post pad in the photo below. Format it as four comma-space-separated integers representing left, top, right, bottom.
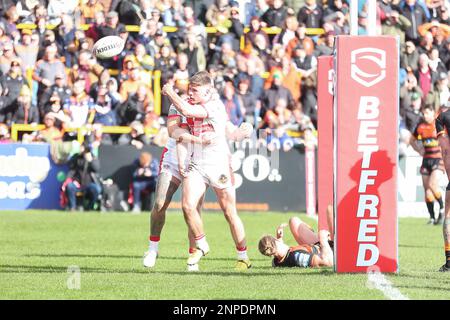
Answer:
334, 36, 398, 273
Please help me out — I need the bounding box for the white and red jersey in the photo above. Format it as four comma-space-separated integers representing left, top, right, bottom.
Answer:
185, 97, 234, 189
158, 105, 189, 179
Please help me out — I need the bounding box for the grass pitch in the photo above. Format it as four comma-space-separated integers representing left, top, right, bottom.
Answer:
0, 210, 449, 300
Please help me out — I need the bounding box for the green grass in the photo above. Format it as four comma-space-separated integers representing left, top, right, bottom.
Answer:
0, 211, 448, 300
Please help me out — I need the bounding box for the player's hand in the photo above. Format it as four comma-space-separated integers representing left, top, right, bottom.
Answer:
276, 223, 288, 239
201, 132, 216, 145
238, 122, 253, 139
162, 84, 174, 96
179, 164, 188, 178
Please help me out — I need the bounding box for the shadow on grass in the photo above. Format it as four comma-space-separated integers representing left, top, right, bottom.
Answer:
24, 254, 268, 262
0, 264, 336, 277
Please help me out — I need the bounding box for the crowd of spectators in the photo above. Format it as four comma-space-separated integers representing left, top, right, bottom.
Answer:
0, 0, 447, 153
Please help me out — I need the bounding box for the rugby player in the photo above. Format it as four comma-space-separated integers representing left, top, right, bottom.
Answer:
434, 106, 450, 272
258, 225, 334, 268
143, 103, 211, 268
162, 71, 253, 270
145, 82, 252, 270
410, 105, 445, 225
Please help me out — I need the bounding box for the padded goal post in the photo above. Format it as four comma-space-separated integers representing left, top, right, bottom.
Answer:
317, 36, 399, 273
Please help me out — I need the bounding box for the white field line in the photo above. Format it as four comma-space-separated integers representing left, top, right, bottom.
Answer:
366, 270, 409, 300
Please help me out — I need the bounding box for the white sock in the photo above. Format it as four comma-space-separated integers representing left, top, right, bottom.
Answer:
237, 247, 248, 260
195, 235, 209, 253
149, 240, 159, 252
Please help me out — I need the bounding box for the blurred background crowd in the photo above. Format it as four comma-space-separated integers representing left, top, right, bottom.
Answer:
0, 0, 447, 153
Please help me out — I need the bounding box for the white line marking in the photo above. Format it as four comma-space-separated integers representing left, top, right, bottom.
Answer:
366, 269, 408, 300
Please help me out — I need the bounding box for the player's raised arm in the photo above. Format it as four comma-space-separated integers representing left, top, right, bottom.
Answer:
162, 84, 208, 119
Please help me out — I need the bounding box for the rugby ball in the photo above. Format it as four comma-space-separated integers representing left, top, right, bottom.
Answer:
93, 36, 125, 59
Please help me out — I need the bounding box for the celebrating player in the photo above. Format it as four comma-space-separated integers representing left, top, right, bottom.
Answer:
162, 71, 253, 270
145, 81, 252, 270
143, 103, 211, 268
410, 105, 445, 225
434, 107, 450, 272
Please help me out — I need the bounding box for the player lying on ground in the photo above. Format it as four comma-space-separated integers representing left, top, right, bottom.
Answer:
145, 82, 253, 270
434, 105, 450, 272
258, 218, 334, 268
410, 104, 445, 225
161, 71, 253, 270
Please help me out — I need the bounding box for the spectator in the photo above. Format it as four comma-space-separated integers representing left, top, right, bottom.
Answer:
426, 71, 449, 111
32, 113, 63, 143
382, 10, 412, 47
55, 14, 77, 67
1, 5, 19, 38
120, 65, 149, 101
399, 0, 429, 43
180, 32, 206, 75
80, 0, 105, 24
297, 0, 323, 29
93, 84, 117, 126
118, 120, 151, 148
64, 139, 102, 211
173, 52, 190, 91
401, 41, 420, 73
47, 0, 78, 25
14, 29, 39, 72
262, 0, 289, 28
118, 84, 154, 125
236, 77, 260, 126
85, 10, 106, 43
286, 23, 315, 57
245, 16, 270, 51
0, 58, 26, 111
273, 14, 299, 48
416, 53, 438, 98
403, 91, 423, 133
0, 123, 11, 143
429, 47, 447, 74
221, 82, 244, 126
261, 70, 295, 115
33, 44, 66, 97
206, 0, 231, 27
39, 72, 71, 118
292, 44, 317, 80
314, 30, 335, 56
0, 41, 18, 76
131, 151, 158, 213
9, 85, 39, 125
63, 76, 96, 129
97, 11, 126, 39
69, 50, 105, 93
400, 72, 423, 112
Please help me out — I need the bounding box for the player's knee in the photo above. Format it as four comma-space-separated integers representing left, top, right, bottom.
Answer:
181, 202, 196, 216
152, 200, 165, 215
289, 216, 302, 230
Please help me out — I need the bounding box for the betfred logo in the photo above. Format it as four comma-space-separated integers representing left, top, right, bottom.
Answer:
351, 48, 386, 88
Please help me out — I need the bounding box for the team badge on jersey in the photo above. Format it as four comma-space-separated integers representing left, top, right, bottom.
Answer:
218, 174, 228, 184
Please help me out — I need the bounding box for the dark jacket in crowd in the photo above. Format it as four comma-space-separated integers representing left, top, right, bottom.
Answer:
117, 93, 146, 125
399, 3, 428, 42
68, 152, 101, 187
261, 6, 289, 28
0, 73, 25, 107
9, 102, 39, 125
132, 159, 158, 182
297, 4, 324, 28
261, 84, 295, 114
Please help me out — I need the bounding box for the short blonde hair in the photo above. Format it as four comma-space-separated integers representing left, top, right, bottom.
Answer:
189, 71, 213, 87
258, 235, 277, 257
